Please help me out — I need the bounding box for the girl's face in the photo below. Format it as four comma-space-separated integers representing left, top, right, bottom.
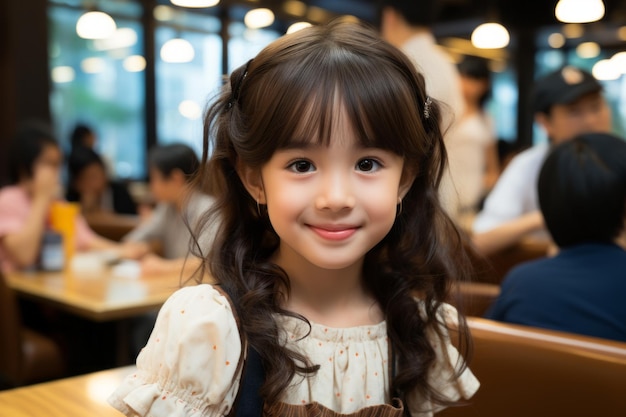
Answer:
247, 109, 410, 272
34, 144, 63, 174
75, 163, 107, 194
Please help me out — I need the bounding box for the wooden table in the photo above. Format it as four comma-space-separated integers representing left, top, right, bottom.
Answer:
0, 366, 134, 417
7, 264, 200, 365
6, 266, 190, 322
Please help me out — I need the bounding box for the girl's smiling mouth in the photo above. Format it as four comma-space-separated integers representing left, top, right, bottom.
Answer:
308, 224, 359, 241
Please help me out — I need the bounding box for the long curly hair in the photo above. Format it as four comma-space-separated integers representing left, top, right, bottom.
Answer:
193, 18, 473, 412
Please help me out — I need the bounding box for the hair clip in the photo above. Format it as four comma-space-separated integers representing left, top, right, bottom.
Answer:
423, 96, 432, 119
227, 59, 253, 111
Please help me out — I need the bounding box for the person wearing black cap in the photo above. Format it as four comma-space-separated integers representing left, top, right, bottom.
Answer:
471, 66, 612, 255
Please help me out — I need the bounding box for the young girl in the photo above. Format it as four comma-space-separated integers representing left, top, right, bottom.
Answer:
66, 146, 137, 215
109, 20, 479, 417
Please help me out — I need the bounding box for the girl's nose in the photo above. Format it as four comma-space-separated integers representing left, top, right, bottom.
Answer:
315, 172, 356, 211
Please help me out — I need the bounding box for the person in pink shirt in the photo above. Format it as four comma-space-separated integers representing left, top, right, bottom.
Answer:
0, 121, 118, 272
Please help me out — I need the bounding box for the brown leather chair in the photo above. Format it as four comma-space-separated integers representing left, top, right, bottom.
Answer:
447, 282, 500, 317
438, 318, 626, 417
470, 238, 550, 285
0, 272, 65, 387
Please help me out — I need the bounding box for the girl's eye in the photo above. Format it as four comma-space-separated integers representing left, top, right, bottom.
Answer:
289, 160, 314, 173
356, 158, 380, 172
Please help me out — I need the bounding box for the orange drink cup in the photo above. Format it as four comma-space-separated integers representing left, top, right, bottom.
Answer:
49, 201, 80, 265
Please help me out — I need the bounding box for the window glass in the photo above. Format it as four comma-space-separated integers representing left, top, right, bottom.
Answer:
154, 7, 222, 156
228, 21, 281, 71
155, 26, 222, 155
489, 68, 518, 143
48, 2, 145, 179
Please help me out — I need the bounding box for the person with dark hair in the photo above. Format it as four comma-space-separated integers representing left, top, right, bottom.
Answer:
120, 143, 215, 275
66, 146, 137, 215
443, 56, 500, 226
109, 20, 478, 417
472, 66, 613, 254
69, 123, 97, 151
486, 132, 626, 342
0, 121, 120, 272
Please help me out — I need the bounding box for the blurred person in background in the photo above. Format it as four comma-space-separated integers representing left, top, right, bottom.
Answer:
69, 123, 97, 151
120, 143, 216, 276
66, 146, 137, 215
472, 66, 613, 255
486, 132, 626, 342
378, 0, 464, 129
443, 55, 500, 227
0, 121, 119, 273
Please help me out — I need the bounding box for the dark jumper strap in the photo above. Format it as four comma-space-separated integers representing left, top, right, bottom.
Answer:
234, 344, 266, 417
214, 284, 266, 417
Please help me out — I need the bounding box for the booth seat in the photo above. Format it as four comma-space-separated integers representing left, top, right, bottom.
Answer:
438, 317, 626, 417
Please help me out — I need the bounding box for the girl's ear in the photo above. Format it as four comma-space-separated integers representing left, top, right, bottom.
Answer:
236, 160, 266, 204
398, 168, 417, 200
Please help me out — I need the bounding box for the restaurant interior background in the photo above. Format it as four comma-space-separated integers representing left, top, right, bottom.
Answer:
1, 0, 625, 181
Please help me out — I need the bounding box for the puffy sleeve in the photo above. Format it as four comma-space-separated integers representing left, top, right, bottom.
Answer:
409, 303, 480, 417
108, 284, 243, 417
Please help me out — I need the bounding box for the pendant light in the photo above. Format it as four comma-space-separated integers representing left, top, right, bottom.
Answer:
76, 11, 117, 39
160, 37, 195, 63
170, 0, 219, 7
555, 0, 605, 23
244, 8, 275, 29
471, 22, 510, 49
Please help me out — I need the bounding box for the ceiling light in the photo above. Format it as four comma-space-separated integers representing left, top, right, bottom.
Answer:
93, 28, 138, 50
555, 0, 605, 23
170, 0, 220, 7
592, 59, 620, 80
287, 22, 312, 34
547, 33, 565, 48
51, 66, 76, 83
471, 23, 510, 49
76, 11, 117, 39
575, 42, 600, 59
610, 52, 626, 74
178, 100, 202, 119
244, 8, 275, 29
154, 5, 175, 21
123, 55, 147, 72
81, 57, 106, 74
160, 38, 195, 63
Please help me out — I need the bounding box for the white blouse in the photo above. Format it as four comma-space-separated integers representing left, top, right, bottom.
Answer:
108, 284, 479, 417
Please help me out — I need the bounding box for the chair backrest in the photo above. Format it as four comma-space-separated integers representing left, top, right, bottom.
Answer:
0, 271, 23, 384
447, 281, 500, 317
439, 318, 626, 417
470, 239, 550, 284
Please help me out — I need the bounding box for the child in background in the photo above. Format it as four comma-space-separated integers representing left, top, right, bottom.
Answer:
66, 146, 137, 215
109, 20, 478, 417
120, 143, 215, 276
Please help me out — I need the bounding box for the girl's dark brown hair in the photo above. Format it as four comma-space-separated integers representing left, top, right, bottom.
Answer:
194, 18, 473, 412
